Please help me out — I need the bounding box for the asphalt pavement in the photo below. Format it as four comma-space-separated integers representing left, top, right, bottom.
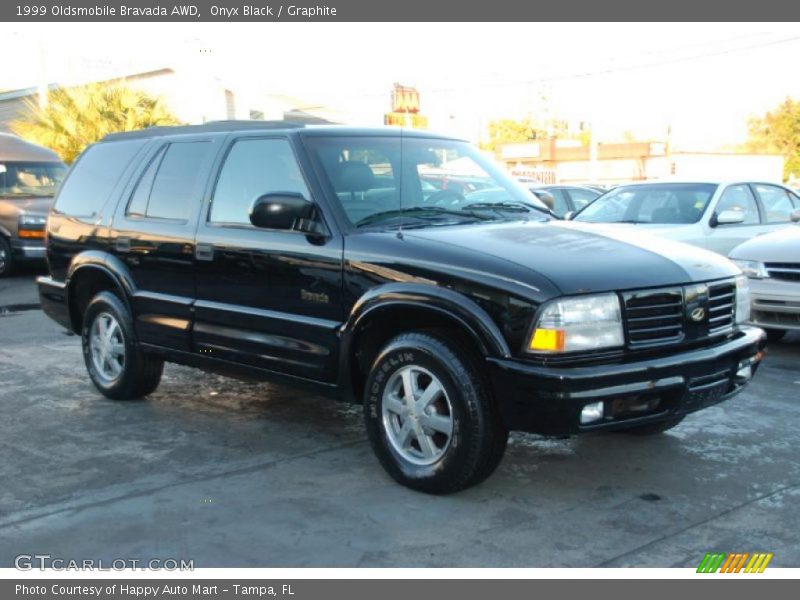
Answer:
1, 272, 798, 567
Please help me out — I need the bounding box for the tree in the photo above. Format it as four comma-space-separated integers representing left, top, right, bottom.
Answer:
481, 116, 591, 152
746, 97, 800, 181
11, 83, 180, 163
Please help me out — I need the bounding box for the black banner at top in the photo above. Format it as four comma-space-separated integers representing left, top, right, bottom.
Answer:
2, 0, 800, 21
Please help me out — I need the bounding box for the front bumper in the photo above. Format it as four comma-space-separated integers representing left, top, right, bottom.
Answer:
747, 277, 800, 332
487, 326, 766, 435
10, 238, 46, 261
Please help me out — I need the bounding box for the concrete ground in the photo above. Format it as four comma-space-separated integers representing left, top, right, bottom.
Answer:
1, 272, 798, 568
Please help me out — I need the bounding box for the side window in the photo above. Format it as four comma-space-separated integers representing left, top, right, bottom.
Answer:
755, 184, 797, 223
126, 142, 212, 221
54, 139, 147, 216
210, 138, 310, 225
127, 146, 166, 217
567, 187, 600, 211
546, 189, 569, 216
716, 185, 760, 225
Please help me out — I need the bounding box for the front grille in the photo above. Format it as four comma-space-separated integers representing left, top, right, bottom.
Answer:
765, 262, 800, 282
708, 281, 736, 334
622, 279, 737, 350
624, 289, 684, 347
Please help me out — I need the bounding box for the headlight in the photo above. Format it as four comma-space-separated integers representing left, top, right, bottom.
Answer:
735, 275, 751, 324
18, 214, 47, 239
528, 293, 623, 353
731, 259, 768, 279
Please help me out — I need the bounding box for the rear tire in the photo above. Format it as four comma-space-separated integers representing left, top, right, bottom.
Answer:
765, 328, 786, 343
363, 331, 508, 494
81, 291, 163, 400
617, 415, 685, 436
0, 237, 15, 278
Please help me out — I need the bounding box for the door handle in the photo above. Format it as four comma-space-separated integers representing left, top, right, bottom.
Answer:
195, 243, 214, 261
116, 237, 131, 253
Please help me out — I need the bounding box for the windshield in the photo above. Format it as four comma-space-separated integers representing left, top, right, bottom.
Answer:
574, 183, 718, 224
305, 135, 550, 229
0, 161, 67, 198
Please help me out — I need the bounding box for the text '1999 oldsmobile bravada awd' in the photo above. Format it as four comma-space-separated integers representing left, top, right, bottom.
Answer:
37, 122, 766, 493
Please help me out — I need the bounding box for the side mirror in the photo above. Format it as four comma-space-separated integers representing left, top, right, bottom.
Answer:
564, 211, 575, 221
249, 193, 316, 232
791, 208, 800, 223
713, 209, 746, 226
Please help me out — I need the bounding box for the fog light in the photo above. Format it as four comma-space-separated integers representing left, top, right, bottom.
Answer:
736, 365, 753, 381
580, 401, 604, 424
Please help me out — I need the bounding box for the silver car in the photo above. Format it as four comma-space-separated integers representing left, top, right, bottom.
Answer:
0, 134, 67, 276
730, 213, 800, 342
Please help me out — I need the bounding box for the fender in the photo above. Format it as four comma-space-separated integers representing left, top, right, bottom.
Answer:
65, 251, 138, 326
340, 282, 512, 373
0, 223, 12, 239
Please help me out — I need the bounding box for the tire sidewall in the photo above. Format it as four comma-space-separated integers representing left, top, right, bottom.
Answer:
364, 337, 479, 487
81, 291, 139, 397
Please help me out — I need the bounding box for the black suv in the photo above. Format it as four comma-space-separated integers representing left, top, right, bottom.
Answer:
38, 122, 765, 493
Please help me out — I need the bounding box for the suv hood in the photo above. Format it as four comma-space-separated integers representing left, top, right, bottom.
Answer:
0, 196, 54, 216
404, 220, 739, 296
729, 225, 800, 262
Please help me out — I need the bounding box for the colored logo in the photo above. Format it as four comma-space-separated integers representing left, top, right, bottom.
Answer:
697, 552, 773, 573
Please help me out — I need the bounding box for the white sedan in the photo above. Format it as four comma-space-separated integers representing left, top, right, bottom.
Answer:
571, 180, 800, 255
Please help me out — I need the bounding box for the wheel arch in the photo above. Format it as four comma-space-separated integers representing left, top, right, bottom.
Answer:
340, 283, 511, 401
65, 252, 137, 333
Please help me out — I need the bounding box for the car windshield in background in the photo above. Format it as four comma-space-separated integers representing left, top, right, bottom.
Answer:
573, 183, 718, 224
305, 136, 550, 229
0, 161, 67, 198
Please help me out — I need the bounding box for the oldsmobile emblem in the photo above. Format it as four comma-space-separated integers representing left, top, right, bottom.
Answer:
690, 307, 706, 322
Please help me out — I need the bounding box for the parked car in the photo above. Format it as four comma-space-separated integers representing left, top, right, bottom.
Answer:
0, 134, 67, 276
38, 122, 765, 493
536, 184, 602, 217
730, 218, 800, 342
570, 180, 800, 255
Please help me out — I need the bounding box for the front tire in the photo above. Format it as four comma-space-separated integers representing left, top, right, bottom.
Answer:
364, 331, 508, 494
81, 291, 163, 400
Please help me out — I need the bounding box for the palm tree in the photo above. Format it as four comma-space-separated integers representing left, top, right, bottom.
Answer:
11, 83, 180, 163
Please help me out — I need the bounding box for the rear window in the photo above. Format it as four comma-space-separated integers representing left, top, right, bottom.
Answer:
54, 140, 147, 217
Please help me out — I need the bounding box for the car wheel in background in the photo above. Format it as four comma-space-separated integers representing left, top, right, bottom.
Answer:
81, 291, 164, 400
0, 237, 15, 277
765, 328, 787, 343
364, 331, 508, 494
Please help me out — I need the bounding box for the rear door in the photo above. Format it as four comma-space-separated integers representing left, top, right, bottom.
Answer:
110, 135, 222, 350
192, 135, 344, 382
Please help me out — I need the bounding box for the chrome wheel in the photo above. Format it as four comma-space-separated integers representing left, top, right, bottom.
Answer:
0, 245, 8, 273
89, 312, 125, 383
382, 365, 453, 466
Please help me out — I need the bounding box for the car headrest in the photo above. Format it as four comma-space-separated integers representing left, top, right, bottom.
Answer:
335, 161, 375, 193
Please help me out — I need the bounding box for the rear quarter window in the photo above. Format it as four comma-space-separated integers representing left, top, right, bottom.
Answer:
54, 139, 147, 217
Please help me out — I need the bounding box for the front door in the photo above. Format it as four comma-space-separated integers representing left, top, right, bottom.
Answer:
705, 183, 765, 255
192, 135, 343, 383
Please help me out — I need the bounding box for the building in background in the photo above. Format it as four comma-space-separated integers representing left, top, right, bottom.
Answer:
0, 68, 340, 133
499, 139, 784, 185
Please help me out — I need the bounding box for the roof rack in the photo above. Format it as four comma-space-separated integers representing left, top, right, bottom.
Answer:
101, 120, 307, 141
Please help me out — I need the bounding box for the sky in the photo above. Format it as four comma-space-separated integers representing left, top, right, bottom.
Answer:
2, 22, 799, 149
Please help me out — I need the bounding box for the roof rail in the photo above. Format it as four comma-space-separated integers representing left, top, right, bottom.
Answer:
101, 120, 307, 141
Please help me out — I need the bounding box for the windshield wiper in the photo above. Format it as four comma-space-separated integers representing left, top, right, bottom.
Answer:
356, 206, 494, 228
462, 201, 532, 213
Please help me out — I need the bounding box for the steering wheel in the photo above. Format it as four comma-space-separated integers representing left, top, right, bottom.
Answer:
426, 189, 467, 207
